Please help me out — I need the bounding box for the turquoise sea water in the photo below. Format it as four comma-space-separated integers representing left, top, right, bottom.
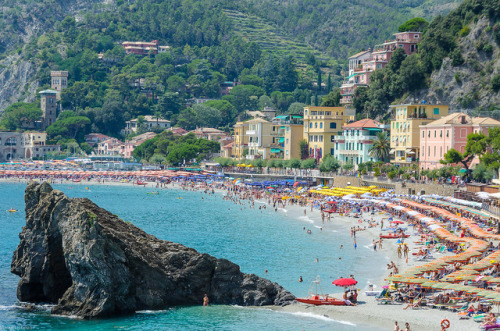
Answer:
0, 183, 387, 330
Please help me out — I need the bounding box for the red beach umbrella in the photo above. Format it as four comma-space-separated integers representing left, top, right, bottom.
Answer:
391, 220, 404, 224
332, 278, 358, 287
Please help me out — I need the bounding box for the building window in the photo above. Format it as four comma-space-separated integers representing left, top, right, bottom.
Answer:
434, 130, 436, 137
428, 146, 430, 156
314, 136, 318, 142
331, 148, 334, 155
422, 131, 424, 138
310, 123, 312, 128
315, 122, 318, 128
434, 146, 436, 157
319, 135, 323, 142
440, 130, 442, 137
308, 135, 312, 142
440, 146, 442, 156
331, 135, 335, 142
286, 138, 289, 144
330, 122, 336, 129
433, 108, 439, 115
428, 131, 430, 137
320, 123, 323, 129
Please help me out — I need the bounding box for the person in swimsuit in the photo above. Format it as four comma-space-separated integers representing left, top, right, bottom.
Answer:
203, 294, 209, 306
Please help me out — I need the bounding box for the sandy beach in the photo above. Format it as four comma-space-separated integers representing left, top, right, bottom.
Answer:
270, 201, 479, 331
0, 177, 484, 330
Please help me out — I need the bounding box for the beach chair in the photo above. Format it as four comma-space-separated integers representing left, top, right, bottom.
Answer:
403, 297, 424, 310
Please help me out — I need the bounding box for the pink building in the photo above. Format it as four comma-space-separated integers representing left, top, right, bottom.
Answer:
97, 138, 124, 156
340, 32, 421, 107
123, 132, 157, 158
419, 113, 500, 170
85, 133, 112, 147
189, 127, 228, 141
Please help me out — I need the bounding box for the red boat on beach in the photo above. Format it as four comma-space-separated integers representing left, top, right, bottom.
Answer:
134, 181, 147, 186
72, 179, 81, 182
296, 295, 346, 305
380, 233, 410, 239
295, 276, 347, 306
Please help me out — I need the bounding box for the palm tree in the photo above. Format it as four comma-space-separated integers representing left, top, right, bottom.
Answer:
369, 132, 390, 162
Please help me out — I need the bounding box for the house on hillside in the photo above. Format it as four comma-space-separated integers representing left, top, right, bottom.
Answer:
122, 40, 170, 56
122, 115, 171, 135
190, 127, 228, 141
123, 132, 157, 158
97, 138, 124, 156
167, 127, 188, 136
340, 31, 422, 108
85, 133, 112, 147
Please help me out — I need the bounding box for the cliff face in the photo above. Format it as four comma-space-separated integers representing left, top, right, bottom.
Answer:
405, 17, 500, 111
11, 182, 294, 319
0, 0, 107, 111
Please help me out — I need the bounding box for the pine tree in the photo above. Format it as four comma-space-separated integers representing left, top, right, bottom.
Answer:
327, 73, 332, 93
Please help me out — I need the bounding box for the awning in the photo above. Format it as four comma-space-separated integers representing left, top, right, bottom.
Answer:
346, 73, 360, 79
406, 149, 413, 153
389, 149, 395, 154
278, 138, 285, 143
271, 148, 283, 153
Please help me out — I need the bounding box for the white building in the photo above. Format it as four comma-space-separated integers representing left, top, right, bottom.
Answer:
122, 115, 171, 135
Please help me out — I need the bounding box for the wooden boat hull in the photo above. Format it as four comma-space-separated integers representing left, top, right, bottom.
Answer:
295, 298, 346, 305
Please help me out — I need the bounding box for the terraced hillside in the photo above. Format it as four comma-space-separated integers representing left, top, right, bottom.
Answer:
223, 9, 331, 63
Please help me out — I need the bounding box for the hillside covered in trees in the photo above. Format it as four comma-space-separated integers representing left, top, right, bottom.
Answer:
353, 0, 500, 119
0, 0, 462, 117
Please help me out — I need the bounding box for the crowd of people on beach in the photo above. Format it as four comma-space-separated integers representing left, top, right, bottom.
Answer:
4, 169, 500, 329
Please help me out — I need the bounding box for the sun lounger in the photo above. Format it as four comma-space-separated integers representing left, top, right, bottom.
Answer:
403, 297, 424, 310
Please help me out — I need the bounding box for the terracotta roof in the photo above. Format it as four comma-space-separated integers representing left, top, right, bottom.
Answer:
223, 142, 234, 148
471, 117, 500, 125
348, 50, 371, 59
245, 117, 271, 124
422, 113, 470, 126
343, 118, 381, 129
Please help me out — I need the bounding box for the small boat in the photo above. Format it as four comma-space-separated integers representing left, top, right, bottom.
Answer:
379, 233, 410, 239
7, 209, 18, 213
135, 181, 147, 186
72, 179, 81, 183
295, 276, 347, 306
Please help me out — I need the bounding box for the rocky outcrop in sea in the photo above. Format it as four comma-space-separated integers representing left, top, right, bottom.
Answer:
11, 182, 294, 319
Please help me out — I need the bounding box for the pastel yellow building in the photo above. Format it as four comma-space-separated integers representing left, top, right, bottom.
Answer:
233, 121, 249, 159
303, 106, 353, 160
389, 104, 449, 164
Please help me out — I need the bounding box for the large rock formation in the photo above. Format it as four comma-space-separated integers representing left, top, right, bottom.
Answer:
11, 182, 294, 318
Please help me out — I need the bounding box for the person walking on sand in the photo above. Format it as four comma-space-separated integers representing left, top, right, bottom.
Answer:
203, 294, 209, 306
403, 244, 409, 259
394, 321, 400, 331
397, 245, 402, 259
404, 322, 410, 331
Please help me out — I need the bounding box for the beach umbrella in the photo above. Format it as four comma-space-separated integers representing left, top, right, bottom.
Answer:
332, 278, 358, 287
391, 220, 404, 224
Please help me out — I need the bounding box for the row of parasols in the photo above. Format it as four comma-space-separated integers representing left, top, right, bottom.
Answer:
373, 198, 500, 302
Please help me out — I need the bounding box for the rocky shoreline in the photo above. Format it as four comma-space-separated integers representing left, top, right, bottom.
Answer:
11, 182, 294, 319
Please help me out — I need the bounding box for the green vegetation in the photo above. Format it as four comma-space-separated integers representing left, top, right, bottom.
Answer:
353, 0, 500, 119
398, 17, 429, 32
0, 102, 42, 130
369, 132, 391, 162
133, 132, 219, 165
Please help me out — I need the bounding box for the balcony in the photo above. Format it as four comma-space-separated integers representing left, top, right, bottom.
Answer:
339, 150, 361, 155
245, 130, 257, 135
248, 142, 260, 147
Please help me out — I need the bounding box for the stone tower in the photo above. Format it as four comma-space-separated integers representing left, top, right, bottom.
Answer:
39, 90, 58, 130
50, 71, 68, 92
